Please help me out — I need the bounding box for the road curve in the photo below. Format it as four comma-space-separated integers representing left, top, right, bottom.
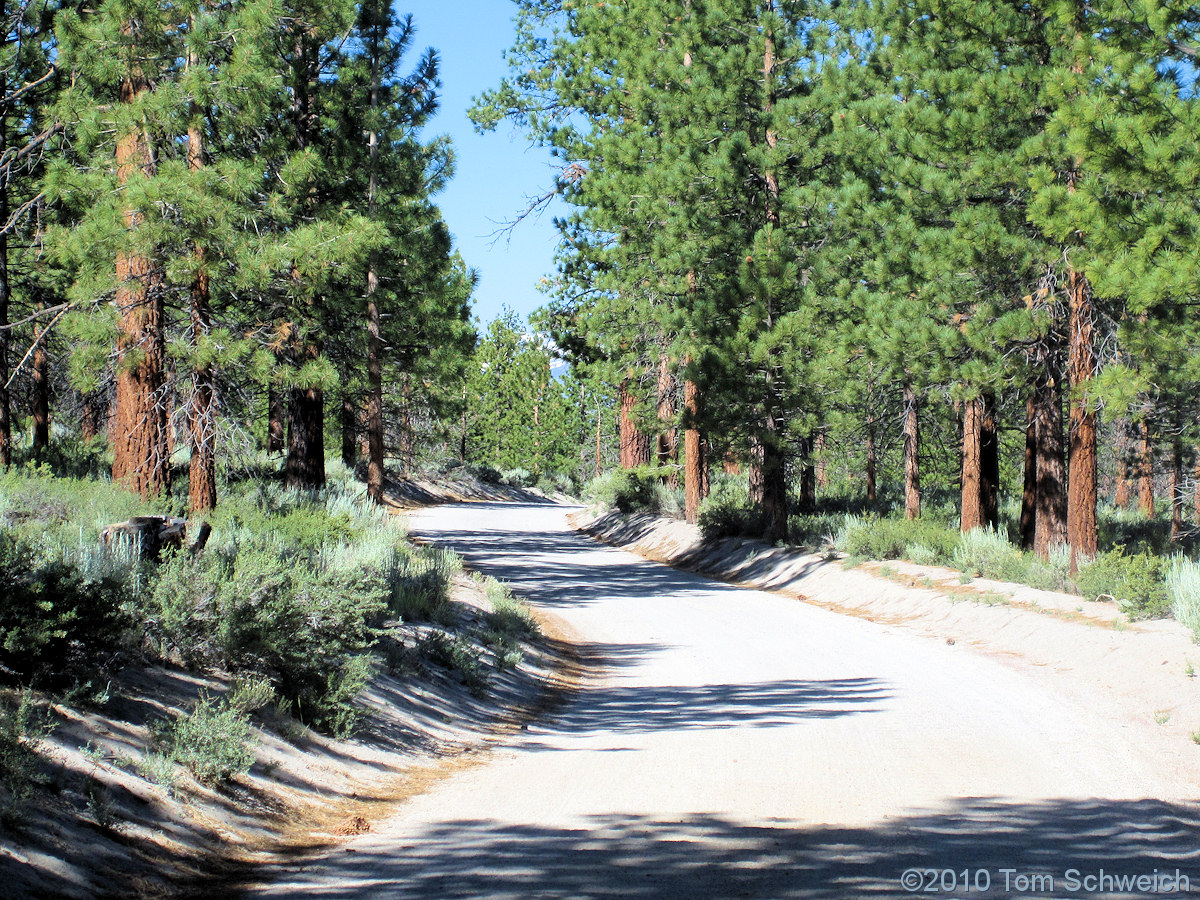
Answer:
247, 501, 1199, 899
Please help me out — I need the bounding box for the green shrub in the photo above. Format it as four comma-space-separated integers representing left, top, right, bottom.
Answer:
501, 468, 535, 487
1024, 545, 1074, 593
0, 532, 138, 685
535, 472, 575, 496
146, 545, 384, 729
484, 579, 538, 639
789, 512, 853, 549
1075, 549, 1170, 619
465, 463, 502, 484
226, 674, 275, 714
137, 751, 178, 789
952, 528, 1028, 582
835, 515, 958, 563
698, 477, 759, 539
0, 691, 52, 825
297, 655, 373, 738
904, 542, 941, 566
386, 546, 458, 621
586, 466, 678, 515
161, 694, 255, 784
421, 631, 487, 694
1167, 557, 1200, 641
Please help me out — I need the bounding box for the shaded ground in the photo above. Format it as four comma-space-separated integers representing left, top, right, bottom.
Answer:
0, 571, 558, 900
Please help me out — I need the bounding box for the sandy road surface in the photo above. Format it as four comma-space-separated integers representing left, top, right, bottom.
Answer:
246, 502, 1199, 898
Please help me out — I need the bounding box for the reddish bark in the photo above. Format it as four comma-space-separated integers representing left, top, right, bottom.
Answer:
81, 392, 103, 442
865, 414, 877, 503
1138, 420, 1155, 518
1019, 395, 1038, 551
656, 353, 677, 485
31, 313, 49, 454
111, 70, 169, 499
0, 104, 8, 470
1194, 449, 1200, 524
903, 383, 921, 520
815, 431, 829, 491
1065, 269, 1098, 565
1114, 427, 1131, 509
962, 392, 1000, 532
1033, 373, 1067, 559
961, 396, 984, 532
618, 378, 651, 469
187, 93, 216, 514
267, 388, 285, 453
683, 377, 704, 524
1170, 442, 1184, 543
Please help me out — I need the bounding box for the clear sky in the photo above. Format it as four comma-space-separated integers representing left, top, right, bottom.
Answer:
399, 0, 566, 325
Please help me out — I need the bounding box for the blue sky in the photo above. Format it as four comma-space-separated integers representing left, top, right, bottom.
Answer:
399, 0, 566, 324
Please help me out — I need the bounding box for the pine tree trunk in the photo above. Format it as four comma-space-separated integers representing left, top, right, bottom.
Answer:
0, 91, 9, 470
398, 374, 414, 473
1170, 441, 1184, 543
283, 26, 325, 490
683, 377, 703, 524
460, 387, 468, 465
186, 71, 216, 515
340, 394, 358, 467
618, 378, 650, 468
1033, 373, 1067, 559
656, 352, 677, 485
1114, 421, 1131, 508
111, 68, 169, 499
798, 432, 815, 513
903, 383, 921, 520
366, 280, 385, 499
751, 433, 788, 542
961, 395, 984, 532
1138, 419, 1154, 518
865, 413, 877, 503
1019, 394, 1038, 550
594, 405, 602, 479
815, 430, 829, 490
981, 391, 999, 528
81, 391, 103, 442
285, 385, 325, 489
31, 307, 49, 454
1193, 448, 1200, 524
365, 14, 385, 504
267, 388, 285, 453
1066, 269, 1098, 565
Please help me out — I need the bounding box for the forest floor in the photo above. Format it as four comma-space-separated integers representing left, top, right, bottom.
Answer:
237, 501, 1200, 899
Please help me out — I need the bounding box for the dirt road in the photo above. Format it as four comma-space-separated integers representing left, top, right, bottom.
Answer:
246, 502, 1199, 898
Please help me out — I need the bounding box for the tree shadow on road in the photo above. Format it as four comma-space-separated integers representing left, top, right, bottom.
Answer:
234, 797, 1200, 899
533, 676, 892, 739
